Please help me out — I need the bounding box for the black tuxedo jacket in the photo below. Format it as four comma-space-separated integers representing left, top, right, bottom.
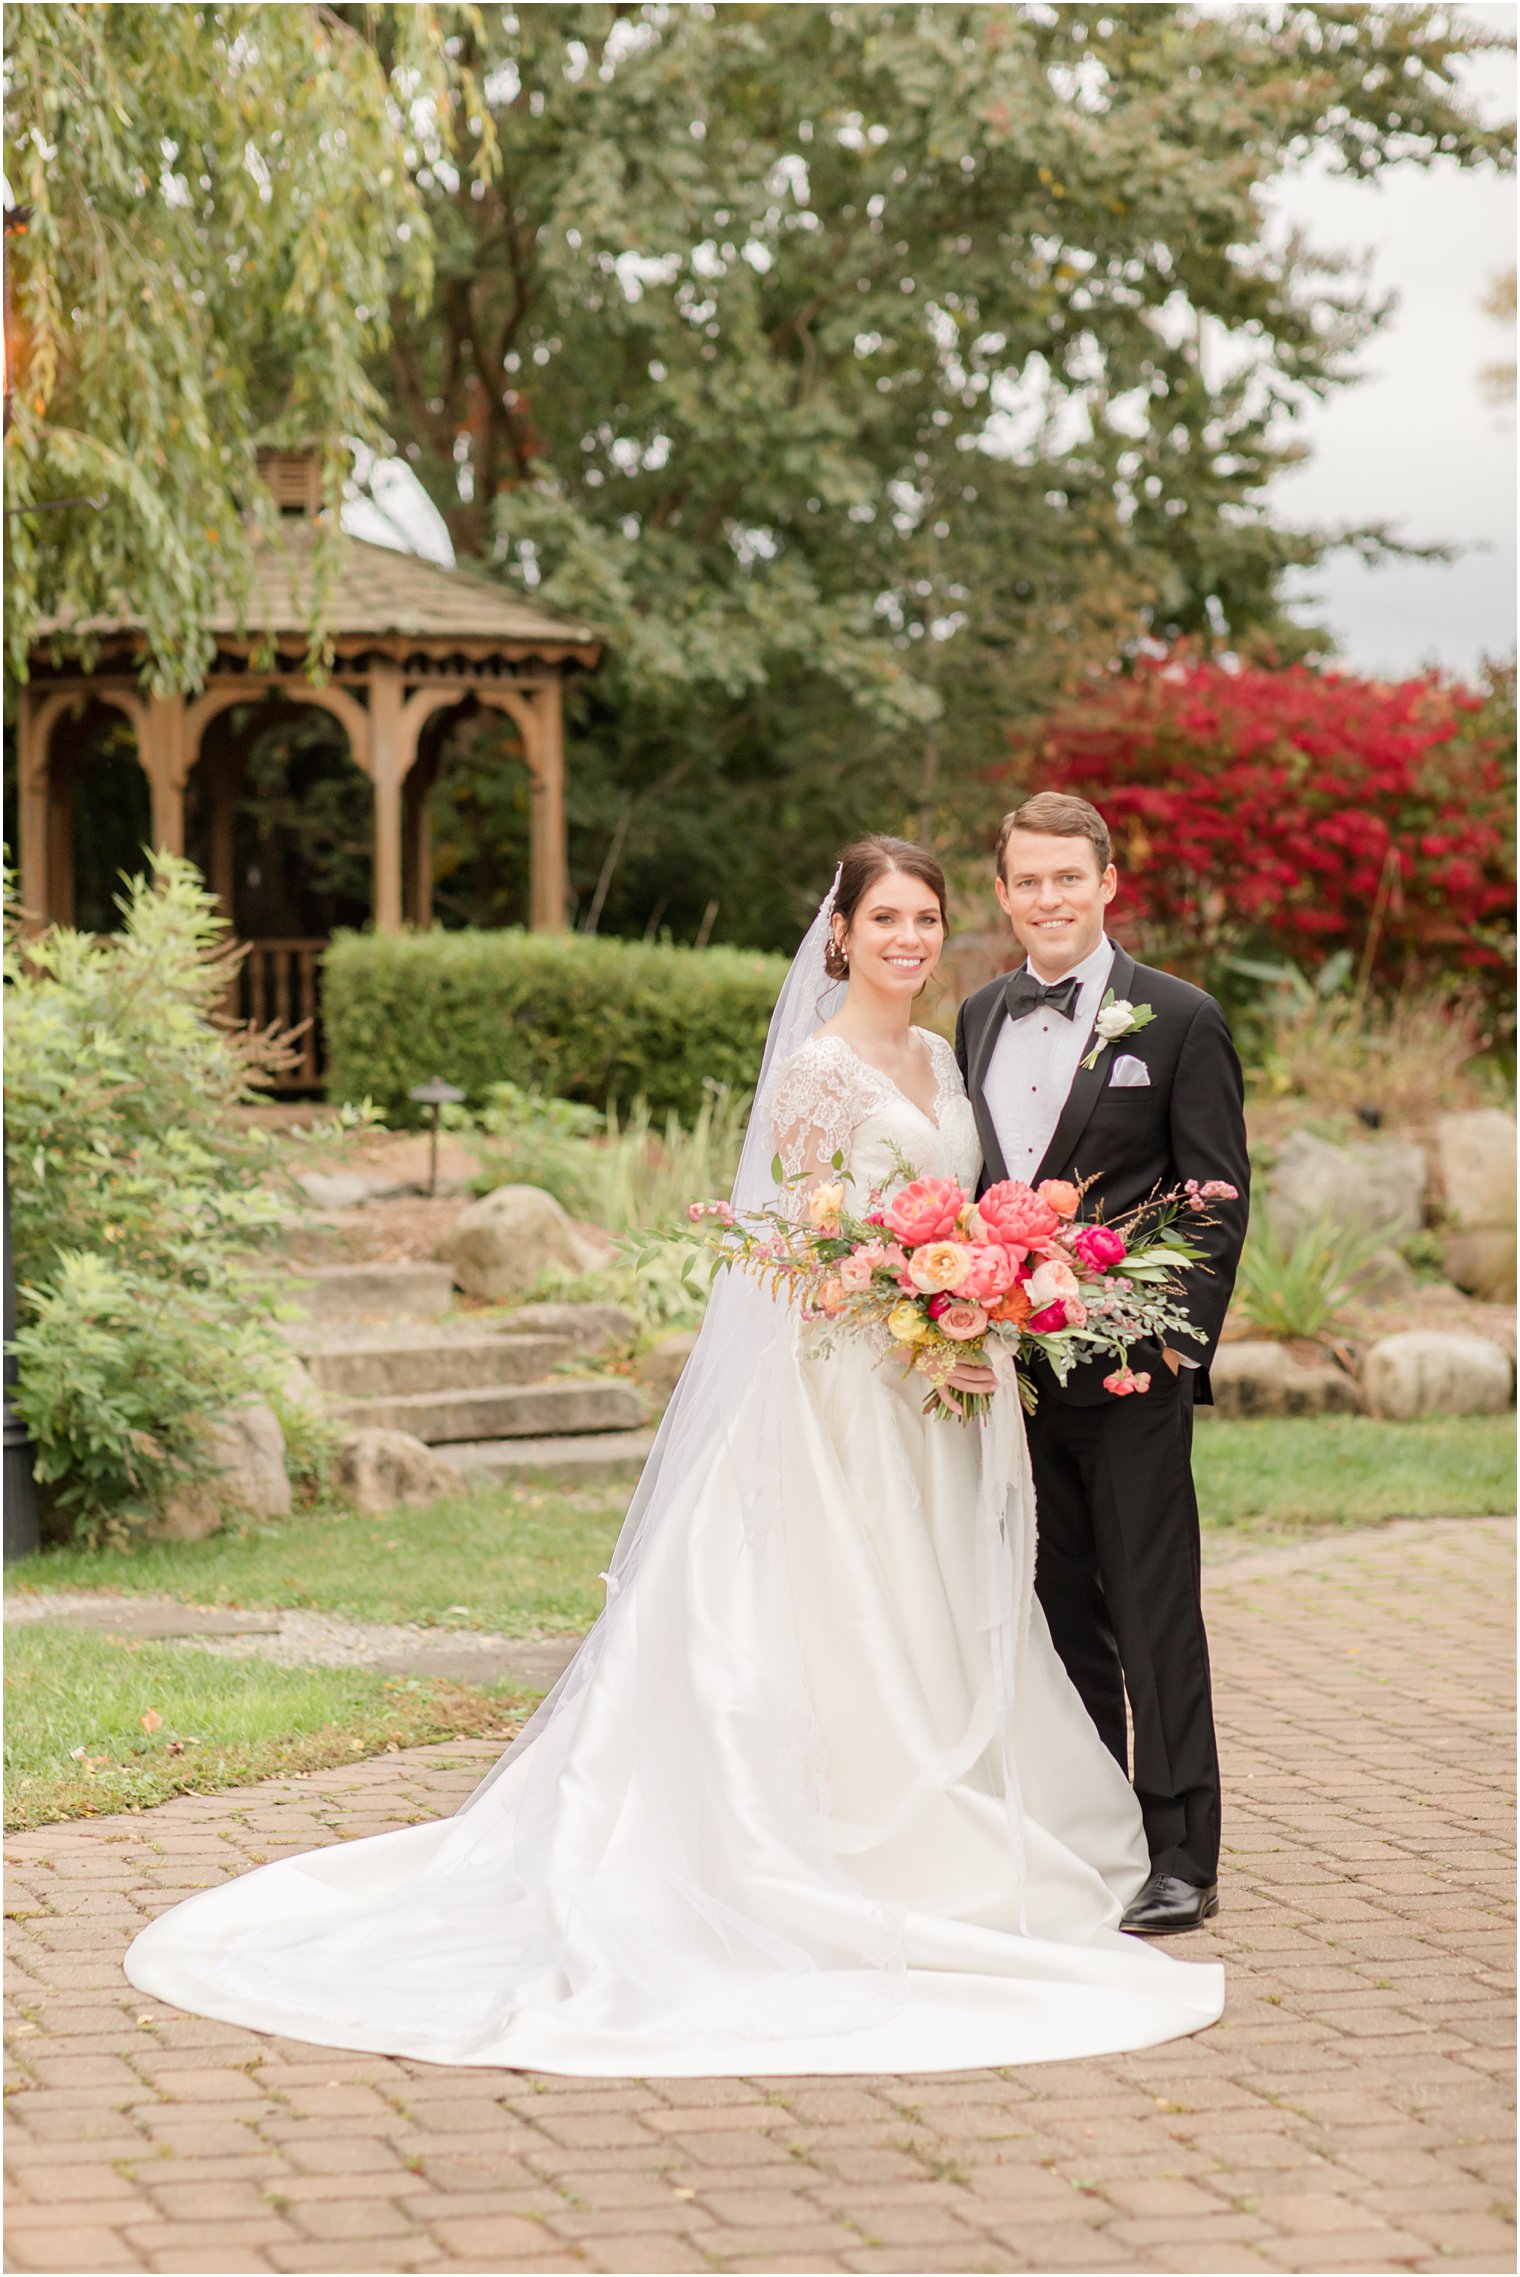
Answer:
953, 945, 1250, 1407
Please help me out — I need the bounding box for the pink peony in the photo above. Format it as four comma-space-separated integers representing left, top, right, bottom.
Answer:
978, 1179, 1061, 1254
937, 1299, 990, 1342
1063, 1298, 1088, 1330
838, 1253, 877, 1292
883, 1177, 967, 1247
1037, 1179, 1081, 1220
1072, 1223, 1127, 1272
1025, 1259, 1080, 1311
959, 1242, 1020, 1303
1026, 1301, 1069, 1335
907, 1241, 973, 1295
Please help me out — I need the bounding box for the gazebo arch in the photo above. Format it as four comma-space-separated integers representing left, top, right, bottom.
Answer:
19, 447, 603, 1082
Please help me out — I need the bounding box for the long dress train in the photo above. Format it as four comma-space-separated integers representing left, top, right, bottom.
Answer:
125, 1028, 1223, 2073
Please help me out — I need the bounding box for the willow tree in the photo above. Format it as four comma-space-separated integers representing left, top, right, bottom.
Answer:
2, 3, 445, 689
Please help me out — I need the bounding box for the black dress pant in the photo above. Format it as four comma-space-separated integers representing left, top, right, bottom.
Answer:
1026, 1367, 1220, 1886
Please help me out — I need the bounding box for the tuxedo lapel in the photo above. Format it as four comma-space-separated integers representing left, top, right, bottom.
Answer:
967, 988, 1011, 1186
1031, 946, 1138, 1189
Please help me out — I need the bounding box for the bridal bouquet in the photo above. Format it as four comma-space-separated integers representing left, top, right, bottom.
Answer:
669, 1166, 1238, 1420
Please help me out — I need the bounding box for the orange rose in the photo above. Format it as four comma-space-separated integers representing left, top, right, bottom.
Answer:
1037, 1179, 1081, 1220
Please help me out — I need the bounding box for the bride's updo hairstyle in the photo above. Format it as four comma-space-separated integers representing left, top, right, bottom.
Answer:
824, 836, 949, 980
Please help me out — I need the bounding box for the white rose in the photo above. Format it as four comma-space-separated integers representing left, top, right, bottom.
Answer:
1094, 999, 1134, 1040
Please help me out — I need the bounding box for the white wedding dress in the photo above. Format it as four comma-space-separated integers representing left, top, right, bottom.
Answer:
125, 1025, 1223, 2074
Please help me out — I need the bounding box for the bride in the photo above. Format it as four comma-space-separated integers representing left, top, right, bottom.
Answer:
125, 836, 1223, 2075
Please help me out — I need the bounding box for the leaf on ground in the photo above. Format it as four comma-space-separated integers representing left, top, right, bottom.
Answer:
139, 1708, 164, 1734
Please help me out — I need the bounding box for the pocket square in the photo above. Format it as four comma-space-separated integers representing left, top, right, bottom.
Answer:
1109, 1054, 1151, 1088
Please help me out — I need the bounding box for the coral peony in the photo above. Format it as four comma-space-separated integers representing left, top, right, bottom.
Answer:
883, 1176, 967, 1247
1072, 1223, 1127, 1271
978, 1179, 1061, 1253
959, 1243, 1020, 1303
938, 1300, 990, 1341
1037, 1179, 1081, 1220
907, 1240, 972, 1295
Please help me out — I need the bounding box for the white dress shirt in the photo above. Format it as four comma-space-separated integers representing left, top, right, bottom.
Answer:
982, 934, 1116, 1186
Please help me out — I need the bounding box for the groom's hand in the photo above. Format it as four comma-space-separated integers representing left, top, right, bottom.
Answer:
1161, 1347, 1182, 1375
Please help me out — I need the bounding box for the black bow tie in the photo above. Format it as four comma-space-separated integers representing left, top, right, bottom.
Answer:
1004, 969, 1082, 1023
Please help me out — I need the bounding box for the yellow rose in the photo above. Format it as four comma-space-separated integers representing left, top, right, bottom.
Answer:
808, 1182, 846, 1233
887, 1301, 929, 1344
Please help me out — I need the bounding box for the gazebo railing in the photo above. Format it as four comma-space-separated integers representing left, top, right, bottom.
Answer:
237, 937, 326, 1091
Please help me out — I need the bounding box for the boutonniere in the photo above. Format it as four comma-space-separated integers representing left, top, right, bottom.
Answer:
1081, 989, 1157, 1071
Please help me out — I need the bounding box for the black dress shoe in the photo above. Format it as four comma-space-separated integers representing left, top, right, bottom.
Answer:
1120, 1872, 1219, 1936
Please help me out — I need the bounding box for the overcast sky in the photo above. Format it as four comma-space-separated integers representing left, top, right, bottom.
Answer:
1270, 4, 1516, 678
346, 4, 1518, 686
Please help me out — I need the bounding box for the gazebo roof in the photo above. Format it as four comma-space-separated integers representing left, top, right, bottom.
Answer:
33, 518, 603, 666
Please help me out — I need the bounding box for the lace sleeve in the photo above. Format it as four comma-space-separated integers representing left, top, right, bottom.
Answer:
767, 1039, 862, 1209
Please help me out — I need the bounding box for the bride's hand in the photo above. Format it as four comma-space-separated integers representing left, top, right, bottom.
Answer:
944, 1361, 997, 1394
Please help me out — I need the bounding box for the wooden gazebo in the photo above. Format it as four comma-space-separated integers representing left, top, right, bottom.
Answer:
17, 449, 603, 1075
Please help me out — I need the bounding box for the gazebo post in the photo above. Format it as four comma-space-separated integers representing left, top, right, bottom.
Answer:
529, 681, 569, 934
143, 693, 187, 857
369, 660, 404, 934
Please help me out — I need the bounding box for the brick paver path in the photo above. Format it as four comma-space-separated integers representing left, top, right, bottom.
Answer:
6, 1515, 1514, 2276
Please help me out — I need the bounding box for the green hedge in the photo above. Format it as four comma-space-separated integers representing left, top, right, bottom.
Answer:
323, 928, 792, 1124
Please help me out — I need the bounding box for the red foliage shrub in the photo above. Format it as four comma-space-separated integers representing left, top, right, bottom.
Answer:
1000, 655, 1515, 992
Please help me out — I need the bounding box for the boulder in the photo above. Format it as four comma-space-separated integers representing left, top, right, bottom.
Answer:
435, 1185, 606, 1303
1431, 1111, 1517, 1300
273, 1352, 329, 1423
295, 1169, 372, 1211
1361, 1332, 1514, 1421
148, 1397, 292, 1543
1345, 1246, 1418, 1306
334, 1429, 468, 1515
1432, 1109, 1517, 1227
1442, 1228, 1517, 1304
636, 1330, 700, 1407
507, 1301, 637, 1352
1267, 1130, 1427, 1248
1206, 1340, 1363, 1420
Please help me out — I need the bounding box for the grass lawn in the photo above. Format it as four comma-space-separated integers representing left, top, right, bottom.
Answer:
1193, 1413, 1515, 1538
8, 1483, 628, 1636
7, 1417, 1510, 1830
4, 1624, 527, 1832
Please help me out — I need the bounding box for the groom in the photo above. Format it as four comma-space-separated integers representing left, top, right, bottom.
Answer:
955, 792, 1250, 1935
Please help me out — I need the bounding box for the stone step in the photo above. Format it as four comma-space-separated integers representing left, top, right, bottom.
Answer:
331, 1379, 646, 1446
290, 1263, 455, 1320
299, 1331, 575, 1400
451, 1430, 655, 1489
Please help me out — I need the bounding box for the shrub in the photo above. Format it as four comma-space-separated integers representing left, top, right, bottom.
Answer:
1234, 956, 1494, 1125
1231, 1206, 1388, 1342
462, 1079, 749, 1232
323, 927, 790, 1124
1000, 653, 1515, 1007
5, 857, 287, 1534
